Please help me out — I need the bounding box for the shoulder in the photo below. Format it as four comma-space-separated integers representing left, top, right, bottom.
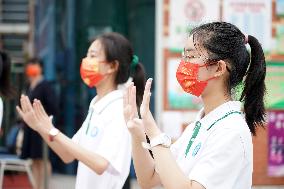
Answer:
207, 118, 252, 160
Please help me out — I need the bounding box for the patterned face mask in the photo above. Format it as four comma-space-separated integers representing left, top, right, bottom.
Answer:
80, 58, 105, 88
176, 60, 215, 97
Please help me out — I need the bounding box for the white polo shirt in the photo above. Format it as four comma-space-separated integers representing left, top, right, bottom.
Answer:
170, 101, 253, 189
72, 90, 131, 189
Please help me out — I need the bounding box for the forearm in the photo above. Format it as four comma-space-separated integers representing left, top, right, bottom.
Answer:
151, 146, 203, 189
38, 128, 108, 175
38, 127, 75, 163
131, 135, 160, 188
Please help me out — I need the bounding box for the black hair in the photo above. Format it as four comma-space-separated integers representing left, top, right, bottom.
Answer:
27, 57, 44, 68
0, 51, 15, 98
97, 32, 146, 106
191, 22, 266, 135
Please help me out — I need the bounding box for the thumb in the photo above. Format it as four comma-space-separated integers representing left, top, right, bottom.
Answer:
133, 118, 143, 126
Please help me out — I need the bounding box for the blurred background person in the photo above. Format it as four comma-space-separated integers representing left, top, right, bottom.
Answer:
20, 58, 58, 189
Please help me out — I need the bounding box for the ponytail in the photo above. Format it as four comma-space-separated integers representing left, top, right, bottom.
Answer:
131, 62, 146, 107
240, 35, 266, 135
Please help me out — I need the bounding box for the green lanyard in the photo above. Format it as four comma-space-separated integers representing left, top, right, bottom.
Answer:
185, 111, 242, 157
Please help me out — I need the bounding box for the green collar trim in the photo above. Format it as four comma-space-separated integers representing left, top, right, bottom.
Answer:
185, 111, 242, 157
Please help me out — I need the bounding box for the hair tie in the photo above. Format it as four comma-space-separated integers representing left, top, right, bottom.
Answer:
131, 55, 139, 69
244, 34, 249, 44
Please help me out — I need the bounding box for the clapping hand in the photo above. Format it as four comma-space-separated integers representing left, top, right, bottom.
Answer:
16, 95, 53, 132
123, 78, 161, 140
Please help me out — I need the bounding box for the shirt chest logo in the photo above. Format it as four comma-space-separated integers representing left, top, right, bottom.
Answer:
192, 142, 202, 157
90, 126, 99, 137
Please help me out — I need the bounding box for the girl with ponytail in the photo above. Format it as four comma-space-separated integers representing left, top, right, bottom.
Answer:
17, 32, 145, 189
124, 22, 266, 189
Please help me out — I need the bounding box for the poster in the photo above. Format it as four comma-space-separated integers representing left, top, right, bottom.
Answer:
223, 0, 272, 53
166, 58, 203, 110
268, 111, 284, 177
275, 25, 284, 55
168, 0, 221, 52
265, 62, 284, 109
276, 0, 284, 17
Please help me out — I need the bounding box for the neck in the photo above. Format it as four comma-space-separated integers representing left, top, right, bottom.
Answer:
95, 77, 117, 101
30, 75, 43, 89
202, 92, 232, 116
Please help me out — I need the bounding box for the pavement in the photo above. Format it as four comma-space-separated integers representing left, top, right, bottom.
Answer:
49, 174, 284, 189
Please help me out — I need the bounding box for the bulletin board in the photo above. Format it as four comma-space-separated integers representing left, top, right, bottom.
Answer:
162, 0, 284, 111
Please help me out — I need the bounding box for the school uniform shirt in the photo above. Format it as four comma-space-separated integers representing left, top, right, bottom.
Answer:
170, 101, 253, 189
72, 90, 131, 189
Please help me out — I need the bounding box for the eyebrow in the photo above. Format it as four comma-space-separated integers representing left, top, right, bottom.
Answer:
88, 49, 99, 54
183, 47, 196, 53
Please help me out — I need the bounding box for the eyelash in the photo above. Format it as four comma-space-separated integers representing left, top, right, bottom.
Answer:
181, 52, 200, 59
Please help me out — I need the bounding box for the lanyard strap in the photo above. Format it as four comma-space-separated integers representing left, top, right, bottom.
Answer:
185, 111, 241, 157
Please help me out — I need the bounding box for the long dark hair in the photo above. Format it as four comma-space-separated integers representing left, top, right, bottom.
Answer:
191, 22, 266, 135
0, 51, 15, 98
97, 32, 146, 106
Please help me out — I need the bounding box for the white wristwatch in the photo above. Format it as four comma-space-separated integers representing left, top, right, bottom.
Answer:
48, 128, 59, 142
142, 133, 171, 150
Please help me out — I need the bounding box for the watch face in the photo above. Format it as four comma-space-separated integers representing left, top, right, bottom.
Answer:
50, 128, 58, 136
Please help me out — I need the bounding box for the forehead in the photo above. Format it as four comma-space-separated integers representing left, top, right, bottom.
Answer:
184, 35, 197, 53
88, 39, 104, 54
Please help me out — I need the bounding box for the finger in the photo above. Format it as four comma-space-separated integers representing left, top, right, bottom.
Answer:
16, 106, 25, 119
128, 82, 134, 106
20, 95, 30, 113
37, 100, 49, 117
131, 86, 138, 117
144, 78, 152, 108
23, 95, 33, 112
33, 100, 42, 120
123, 88, 128, 109
142, 78, 153, 108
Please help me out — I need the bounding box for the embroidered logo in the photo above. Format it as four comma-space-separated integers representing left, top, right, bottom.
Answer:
90, 126, 99, 137
192, 142, 201, 157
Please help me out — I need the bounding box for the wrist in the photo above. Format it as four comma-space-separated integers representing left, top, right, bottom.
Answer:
130, 131, 147, 143
36, 124, 46, 133
48, 127, 60, 142
142, 133, 171, 150
145, 127, 161, 140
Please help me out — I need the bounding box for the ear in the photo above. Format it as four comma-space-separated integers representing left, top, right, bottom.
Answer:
106, 60, 119, 74
214, 60, 227, 77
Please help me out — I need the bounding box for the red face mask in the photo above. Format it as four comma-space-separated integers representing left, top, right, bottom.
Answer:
176, 60, 215, 97
80, 58, 104, 88
25, 64, 41, 78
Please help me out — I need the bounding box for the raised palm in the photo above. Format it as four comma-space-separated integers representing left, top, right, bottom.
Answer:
123, 78, 157, 138
16, 95, 40, 131
16, 95, 53, 132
